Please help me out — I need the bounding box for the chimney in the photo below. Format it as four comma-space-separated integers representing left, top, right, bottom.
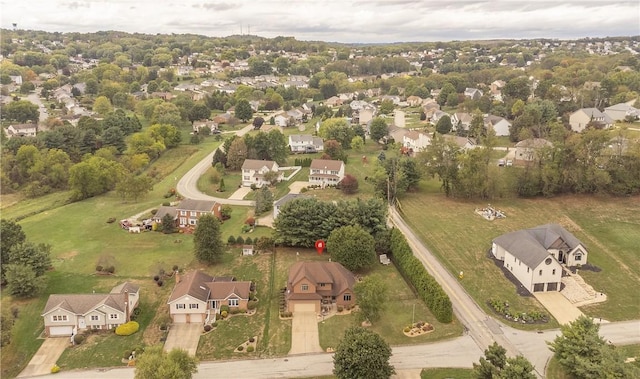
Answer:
124, 289, 130, 322
175, 271, 181, 284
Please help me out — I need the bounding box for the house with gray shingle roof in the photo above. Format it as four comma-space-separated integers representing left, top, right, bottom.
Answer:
285, 262, 356, 314
491, 224, 588, 293
175, 199, 222, 227
167, 271, 251, 324
42, 282, 140, 337
241, 159, 282, 188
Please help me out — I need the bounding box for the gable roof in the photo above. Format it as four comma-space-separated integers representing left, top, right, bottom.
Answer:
242, 159, 277, 171
274, 193, 308, 208
176, 199, 217, 212
153, 205, 177, 220
310, 159, 344, 171
287, 261, 356, 296
168, 270, 213, 303
43, 282, 139, 316
493, 224, 584, 269
207, 281, 251, 300
110, 282, 140, 294
515, 138, 553, 149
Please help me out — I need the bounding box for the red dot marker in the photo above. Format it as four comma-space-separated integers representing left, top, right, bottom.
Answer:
315, 240, 325, 254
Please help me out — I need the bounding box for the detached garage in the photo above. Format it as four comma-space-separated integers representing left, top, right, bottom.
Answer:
48, 325, 73, 337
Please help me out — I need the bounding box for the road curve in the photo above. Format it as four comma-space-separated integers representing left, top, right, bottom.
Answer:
176, 124, 255, 206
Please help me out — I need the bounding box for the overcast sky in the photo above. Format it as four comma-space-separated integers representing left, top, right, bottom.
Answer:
1, 0, 638, 43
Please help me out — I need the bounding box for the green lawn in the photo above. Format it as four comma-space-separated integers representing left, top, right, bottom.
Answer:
400, 182, 640, 325
420, 367, 474, 379
197, 168, 242, 198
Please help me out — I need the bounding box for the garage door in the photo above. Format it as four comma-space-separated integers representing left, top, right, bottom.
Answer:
49, 326, 73, 336
189, 313, 203, 323
173, 314, 187, 323
294, 303, 316, 313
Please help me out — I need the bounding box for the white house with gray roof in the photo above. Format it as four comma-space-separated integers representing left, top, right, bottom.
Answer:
288, 134, 324, 153
491, 224, 588, 293
241, 159, 282, 188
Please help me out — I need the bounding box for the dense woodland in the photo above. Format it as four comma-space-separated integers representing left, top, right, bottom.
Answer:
1, 29, 639, 203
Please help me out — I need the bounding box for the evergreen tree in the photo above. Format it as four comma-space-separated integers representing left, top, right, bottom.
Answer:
193, 215, 224, 264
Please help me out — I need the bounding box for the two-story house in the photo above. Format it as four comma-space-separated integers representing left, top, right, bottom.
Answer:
288, 134, 324, 153
309, 159, 345, 187
175, 199, 222, 227
569, 108, 614, 132
6, 123, 38, 138
514, 138, 553, 162
491, 224, 588, 293
241, 159, 282, 188
167, 271, 251, 324
402, 131, 431, 153
42, 282, 140, 337
285, 261, 356, 314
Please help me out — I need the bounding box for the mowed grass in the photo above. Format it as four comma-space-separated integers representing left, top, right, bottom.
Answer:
400, 181, 640, 324
420, 368, 474, 379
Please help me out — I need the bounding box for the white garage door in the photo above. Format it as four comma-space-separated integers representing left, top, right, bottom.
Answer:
173, 314, 187, 323
189, 313, 203, 323
49, 326, 73, 336
294, 303, 316, 313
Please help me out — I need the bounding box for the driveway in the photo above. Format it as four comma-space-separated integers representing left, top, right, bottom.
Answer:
229, 187, 252, 200
164, 324, 202, 356
287, 181, 309, 194
534, 291, 584, 325
18, 337, 68, 377
289, 311, 322, 355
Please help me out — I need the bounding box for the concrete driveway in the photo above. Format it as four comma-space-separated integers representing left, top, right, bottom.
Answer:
229, 187, 252, 200
534, 291, 584, 325
18, 337, 68, 377
288, 181, 309, 194
289, 311, 322, 355
164, 324, 202, 356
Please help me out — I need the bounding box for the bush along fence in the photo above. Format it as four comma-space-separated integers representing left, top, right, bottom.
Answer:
390, 228, 453, 323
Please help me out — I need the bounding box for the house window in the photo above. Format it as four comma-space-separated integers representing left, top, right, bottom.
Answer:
180, 211, 186, 216
575, 254, 582, 261
552, 269, 556, 275
190, 211, 196, 217
244, 176, 250, 180
91, 315, 99, 321
229, 298, 239, 307
176, 304, 185, 309
110, 314, 119, 319
301, 284, 309, 291
91, 325, 102, 330
52, 315, 68, 322
319, 283, 326, 287
527, 267, 529, 273
189, 303, 199, 309
344, 294, 352, 301
539, 270, 543, 276
189, 219, 197, 225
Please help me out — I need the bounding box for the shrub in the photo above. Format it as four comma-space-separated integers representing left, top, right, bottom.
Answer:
115, 321, 140, 336
212, 321, 218, 327
300, 187, 308, 193
162, 202, 170, 206
245, 237, 253, 244
337, 305, 344, 312
220, 310, 228, 318
172, 265, 179, 272
246, 346, 254, 352
241, 224, 252, 233
245, 217, 255, 226
73, 334, 85, 344
230, 308, 241, 315
150, 209, 157, 215
247, 302, 257, 310
51, 364, 60, 374
404, 327, 410, 333
249, 337, 255, 343
107, 217, 116, 223
123, 350, 132, 359
236, 236, 245, 244
220, 305, 230, 313
153, 275, 159, 282
157, 280, 163, 287
96, 265, 103, 272
227, 235, 236, 244
131, 308, 141, 321
237, 345, 244, 351
106, 266, 115, 274
204, 325, 212, 332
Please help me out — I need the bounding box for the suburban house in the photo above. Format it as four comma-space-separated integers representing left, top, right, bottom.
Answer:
569, 108, 614, 132
452, 112, 473, 131
192, 120, 218, 134
442, 134, 477, 150
151, 205, 177, 224
604, 102, 639, 122
274, 114, 290, 127
273, 193, 308, 219
484, 115, 512, 136
309, 159, 345, 187
325, 96, 343, 107
491, 224, 588, 293
402, 131, 431, 153
407, 95, 423, 106
6, 123, 38, 138
167, 271, 252, 324
175, 199, 222, 227
515, 138, 553, 162
241, 159, 282, 188
285, 261, 356, 314
288, 134, 324, 153
464, 87, 483, 100
42, 282, 140, 337
357, 107, 374, 126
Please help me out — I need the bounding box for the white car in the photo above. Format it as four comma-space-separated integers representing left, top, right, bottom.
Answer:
498, 159, 505, 167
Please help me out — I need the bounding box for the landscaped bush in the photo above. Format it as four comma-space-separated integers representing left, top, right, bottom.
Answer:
246, 346, 254, 352
130, 308, 141, 321
204, 325, 212, 332
245, 217, 255, 226
403, 327, 410, 333
241, 224, 252, 233
220, 305, 230, 313
245, 237, 253, 244
390, 228, 453, 323
150, 209, 158, 215
212, 321, 218, 327
337, 305, 344, 312
487, 298, 547, 323
153, 275, 159, 282
73, 334, 85, 344
162, 202, 170, 206
280, 311, 292, 318
220, 311, 228, 318
107, 217, 116, 223
95, 265, 103, 272
106, 266, 115, 274
157, 280, 163, 287
237, 345, 244, 351
123, 350, 132, 359
115, 321, 140, 336
227, 235, 236, 244
229, 308, 241, 315
247, 302, 257, 310
51, 364, 60, 374
249, 337, 255, 343
172, 265, 179, 272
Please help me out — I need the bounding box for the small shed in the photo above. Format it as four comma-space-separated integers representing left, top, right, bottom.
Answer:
242, 245, 254, 256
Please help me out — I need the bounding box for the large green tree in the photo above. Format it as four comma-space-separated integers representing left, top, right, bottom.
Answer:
0, 219, 26, 283
193, 214, 224, 264
354, 275, 387, 322
436, 115, 453, 134
4, 264, 46, 298
473, 342, 536, 379
135, 346, 198, 379
369, 117, 389, 142
327, 225, 376, 272
333, 327, 395, 379
254, 186, 273, 215
226, 138, 248, 170
234, 99, 253, 122
3, 100, 39, 123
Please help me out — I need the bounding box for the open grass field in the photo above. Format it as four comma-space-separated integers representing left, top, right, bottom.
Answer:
400, 180, 640, 325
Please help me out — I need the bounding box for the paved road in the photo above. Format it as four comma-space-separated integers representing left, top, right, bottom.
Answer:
176, 124, 255, 206
26, 90, 48, 124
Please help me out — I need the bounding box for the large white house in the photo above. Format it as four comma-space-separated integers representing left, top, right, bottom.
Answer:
484, 115, 511, 137
402, 131, 431, 153
241, 159, 282, 188
288, 134, 324, 153
309, 159, 345, 187
6, 123, 38, 138
569, 108, 614, 132
491, 224, 588, 293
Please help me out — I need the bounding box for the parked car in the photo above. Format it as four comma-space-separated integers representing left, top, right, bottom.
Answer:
498, 159, 505, 167
506, 159, 513, 166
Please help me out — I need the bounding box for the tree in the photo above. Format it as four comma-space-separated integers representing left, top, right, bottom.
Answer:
7, 242, 51, 277
115, 174, 153, 201
319, 118, 354, 149
418, 133, 460, 197
161, 214, 176, 234
379, 99, 395, 115
252, 116, 265, 129
226, 138, 248, 170
135, 346, 198, 379
473, 342, 535, 379
188, 102, 210, 123
436, 115, 453, 134
93, 96, 113, 115
193, 214, 224, 264
350, 136, 364, 151
69, 156, 125, 200
370, 117, 389, 142
333, 327, 395, 379
2, 100, 39, 123
4, 264, 46, 298
152, 102, 182, 126
0, 219, 26, 283
1, 308, 14, 347
254, 186, 274, 215
327, 225, 376, 272
503, 77, 531, 102
354, 275, 387, 322
235, 99, 253, 122
340, 174, 359, 194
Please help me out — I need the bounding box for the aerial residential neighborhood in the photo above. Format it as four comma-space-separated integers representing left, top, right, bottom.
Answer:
1, 6, 640, 379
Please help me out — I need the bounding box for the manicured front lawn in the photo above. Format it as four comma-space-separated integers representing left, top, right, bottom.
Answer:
420, 367, 474, 379
400, 183, 640, 325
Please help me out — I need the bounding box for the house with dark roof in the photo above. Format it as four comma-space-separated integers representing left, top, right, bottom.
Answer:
175, 199, 222, 227
491, 224, 588, 293
309, 159, 345, 187
42, 282, 140, 337
285, 262, 356, 314
273, 193, 308, 219
167, 271, 251, 324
